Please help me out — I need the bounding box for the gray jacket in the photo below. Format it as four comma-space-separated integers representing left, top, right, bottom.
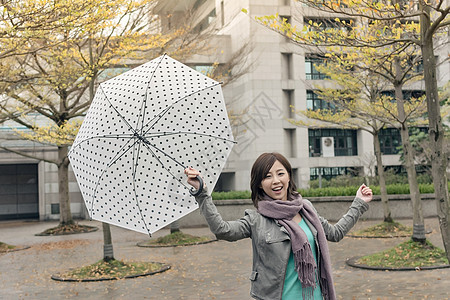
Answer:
195, 190, 369, 300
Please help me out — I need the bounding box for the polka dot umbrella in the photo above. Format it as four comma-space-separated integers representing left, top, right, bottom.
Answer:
68, 54, 235, 236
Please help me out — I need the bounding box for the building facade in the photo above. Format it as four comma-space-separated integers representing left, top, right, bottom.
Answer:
199, 0, 447, 192
0, 0, 448, 221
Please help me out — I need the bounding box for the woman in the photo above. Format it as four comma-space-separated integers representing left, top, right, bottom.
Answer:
185, 152, 372, 300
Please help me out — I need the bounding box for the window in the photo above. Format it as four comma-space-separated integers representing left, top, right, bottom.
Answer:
403, 90, 425, 101
310, 167, 355, 181
305, 55, 329, 80
308, 129, 357, 157
304, 17, 353, 33
306, 90, 335, 111
380, 90, 425, 102
379, 128, 401, 154
191, 65, 214, 76
98, 67, 130, 82
213, 172, 235, 192
379, 126, 428, 155
193, 8, 216, 32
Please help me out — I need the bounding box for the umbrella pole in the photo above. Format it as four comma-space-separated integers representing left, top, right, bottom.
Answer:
102, 222, 115, 261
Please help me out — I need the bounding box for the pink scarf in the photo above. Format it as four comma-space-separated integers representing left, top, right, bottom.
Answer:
257, 194, 336, 300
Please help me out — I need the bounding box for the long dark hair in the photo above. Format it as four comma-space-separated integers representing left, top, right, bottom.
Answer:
250, 152, 298, 208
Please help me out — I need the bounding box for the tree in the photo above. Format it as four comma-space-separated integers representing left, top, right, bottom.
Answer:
255, 0, 450, 259
293, 50, 426, 226
0, 0, 215, 229
418, 0, 450, 257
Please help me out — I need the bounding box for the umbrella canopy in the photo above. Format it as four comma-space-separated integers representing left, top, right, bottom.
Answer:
68, 54, 235, 235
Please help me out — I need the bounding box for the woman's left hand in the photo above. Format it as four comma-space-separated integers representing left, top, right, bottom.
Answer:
356, 184, 373, 203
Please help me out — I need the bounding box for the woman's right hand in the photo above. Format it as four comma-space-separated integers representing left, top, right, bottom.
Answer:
184, 167, 203, 190
356, 184, 373, 203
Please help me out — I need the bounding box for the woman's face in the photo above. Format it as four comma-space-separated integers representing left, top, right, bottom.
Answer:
260, 160, 290, 201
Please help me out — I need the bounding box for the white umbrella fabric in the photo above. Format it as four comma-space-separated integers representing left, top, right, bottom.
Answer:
68, 54, 235, 235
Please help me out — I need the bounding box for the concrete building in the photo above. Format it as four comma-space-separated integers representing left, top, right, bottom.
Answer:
0, 0, 448, 221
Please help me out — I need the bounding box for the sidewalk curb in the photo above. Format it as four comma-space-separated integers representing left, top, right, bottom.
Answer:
346, 256, 450, 271
136, 238, 217, 248
50, 264, 171, 282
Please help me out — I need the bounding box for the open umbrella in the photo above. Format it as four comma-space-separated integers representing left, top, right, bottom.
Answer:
68, 54, 235, 236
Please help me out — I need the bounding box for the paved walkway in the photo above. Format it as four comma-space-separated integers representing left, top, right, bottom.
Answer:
1, 217, 449, 299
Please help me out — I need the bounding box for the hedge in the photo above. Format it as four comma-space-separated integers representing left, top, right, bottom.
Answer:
211, 183, 448, 200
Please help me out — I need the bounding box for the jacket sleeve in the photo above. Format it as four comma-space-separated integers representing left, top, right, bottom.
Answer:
195, 188, 252, 241
318, 197, 369, 242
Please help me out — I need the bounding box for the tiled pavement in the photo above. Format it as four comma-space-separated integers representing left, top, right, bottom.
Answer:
1, 217, 449, 299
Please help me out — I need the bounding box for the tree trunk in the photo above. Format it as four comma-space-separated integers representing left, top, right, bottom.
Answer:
102, 222, 115, 261
399, 124, 426, 242
394, 76, 425, 243
58, 145, 73, 226
373, 130, 393, 223
420, 1, 450, 259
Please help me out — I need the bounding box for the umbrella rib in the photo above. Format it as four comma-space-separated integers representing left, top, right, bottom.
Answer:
132, 136, 143, 180
130, 140, 152, 236
145, 131, 237, 144
136, 54, 166, 136
139, 140, 191, 190
143, 82, 222, 134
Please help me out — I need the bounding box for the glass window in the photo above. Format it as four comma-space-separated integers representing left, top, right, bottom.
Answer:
308, 128, 357, 157
306, 90, 335, 111
379, 128, 401, 154
193, 8, 216, 32
305, 56, 329, 80
379, 126, 428, 155
310, 167, 353, 181
192, 65, 214, 76
380, 90, 425, 101
304, 18, 353, 33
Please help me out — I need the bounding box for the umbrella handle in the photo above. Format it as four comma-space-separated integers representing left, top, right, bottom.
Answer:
189, 175, 204, 196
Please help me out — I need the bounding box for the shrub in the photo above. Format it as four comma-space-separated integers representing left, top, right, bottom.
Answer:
211, 183, 448, 200
211, 190, 251, 200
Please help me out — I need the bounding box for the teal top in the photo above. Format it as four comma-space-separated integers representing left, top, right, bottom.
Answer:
282, 218, 323, 300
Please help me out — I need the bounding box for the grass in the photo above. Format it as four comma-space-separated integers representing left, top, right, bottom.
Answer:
357, 239, 449, 268
36, 223, 98, 236
350, 221, 413, 237
0, 242, 16, 253
141, 231, 213, 247
59, 259, 166, 280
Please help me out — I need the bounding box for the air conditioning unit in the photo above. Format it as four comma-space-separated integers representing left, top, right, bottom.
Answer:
321, 137, 335, 157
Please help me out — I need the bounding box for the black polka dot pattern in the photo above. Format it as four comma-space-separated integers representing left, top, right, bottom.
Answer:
68, 54, 235, 235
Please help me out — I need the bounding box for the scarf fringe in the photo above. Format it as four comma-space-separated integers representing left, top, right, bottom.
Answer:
320, 274, 331, 300
293, 243, 317, 288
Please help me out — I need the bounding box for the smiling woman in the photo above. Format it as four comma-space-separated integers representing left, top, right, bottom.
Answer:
185, 152, 373, 300
251, 153, 297, 206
